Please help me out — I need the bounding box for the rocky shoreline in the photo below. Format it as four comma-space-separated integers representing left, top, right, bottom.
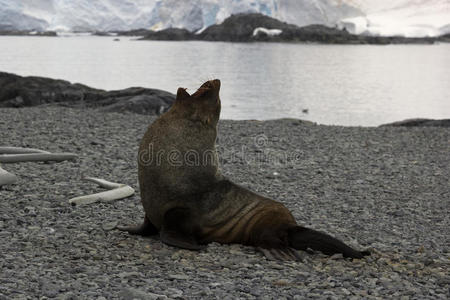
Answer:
0, 72, 174, 116
1, 72, 448, 128
1, 105, 449, 298
0, 30, 57, 36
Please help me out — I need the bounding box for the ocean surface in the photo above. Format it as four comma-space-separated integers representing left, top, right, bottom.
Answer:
1, 36, 449, 126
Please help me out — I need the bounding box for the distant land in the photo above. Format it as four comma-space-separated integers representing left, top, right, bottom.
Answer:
2, 14, 449, 45
1, 0, 449, 38
0, 30, 57, 36
135, 14, 450, 44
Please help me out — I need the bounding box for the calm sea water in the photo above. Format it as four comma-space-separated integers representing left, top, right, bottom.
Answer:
1, 36, 449, 126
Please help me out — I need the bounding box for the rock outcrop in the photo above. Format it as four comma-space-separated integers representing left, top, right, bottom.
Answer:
0, 72, 175, 115
380, 118, 450, 128
140, 28, 195, 41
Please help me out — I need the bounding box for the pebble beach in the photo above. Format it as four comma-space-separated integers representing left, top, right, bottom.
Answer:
1, 106, 449, 299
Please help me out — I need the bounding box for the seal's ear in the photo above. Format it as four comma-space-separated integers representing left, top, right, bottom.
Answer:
176, 88, 190, 101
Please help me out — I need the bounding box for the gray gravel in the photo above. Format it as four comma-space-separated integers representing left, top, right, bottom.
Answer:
0, 106, 449, 299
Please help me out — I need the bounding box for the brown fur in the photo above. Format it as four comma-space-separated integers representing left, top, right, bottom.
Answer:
137, 80, 221, 229
121, 79, 369, 259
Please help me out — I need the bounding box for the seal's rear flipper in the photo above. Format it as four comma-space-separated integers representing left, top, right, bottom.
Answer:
117, 215, 158, 236
258, 247, 304, 261
287, 226, 370, 259
160, 208, 205, 251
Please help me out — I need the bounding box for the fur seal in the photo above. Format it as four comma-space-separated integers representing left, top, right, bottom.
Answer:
119, 79, 369, 260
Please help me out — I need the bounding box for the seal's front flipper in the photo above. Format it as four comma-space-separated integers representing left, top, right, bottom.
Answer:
117, 215, 158, 236
160, 208, 205, 251
287, 226, 370, 259
160, 228, 205, 250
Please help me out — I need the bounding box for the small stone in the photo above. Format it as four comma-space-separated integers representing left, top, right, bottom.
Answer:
24, 206, 36, 215
167, 288, 183, 298
102, 221, 118, 231
210, 282, 222, 287
342, 288, 351, 295
45, 227, 56, 234
169, 274, 189, 280
329, 253, 343, 260
118, 272, 140, 278
41, 282, 59, 298
120, 288, 167, 300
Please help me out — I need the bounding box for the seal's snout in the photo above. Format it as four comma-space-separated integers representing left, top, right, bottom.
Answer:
211, 79, 220, 91
194, 79, 221, 99
200, 79, 220, 91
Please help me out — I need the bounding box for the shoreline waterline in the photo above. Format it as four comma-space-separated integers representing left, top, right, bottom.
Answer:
1, 37, 449, 126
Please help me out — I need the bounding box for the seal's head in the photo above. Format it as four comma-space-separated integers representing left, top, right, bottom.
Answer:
172, 79, 221, 126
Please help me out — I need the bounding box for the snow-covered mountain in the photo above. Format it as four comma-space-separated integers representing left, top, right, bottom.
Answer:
0, 0, 362, 32
0, 0, 449, 37
0, 0, 158, 32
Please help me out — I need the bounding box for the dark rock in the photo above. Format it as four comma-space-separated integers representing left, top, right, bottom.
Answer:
277, 24, 360, 44
0, 30, 57, 36
0, 72, 175, 115
380, 118, 450, 127
99, 94, 169, 115
438, 33, 450, 43
114, 28, 155, 36
198, 13, 298, 42
140, 28, 195, 41
120, 288, 167, 300
92, 31, 116, 36
365, 35, 436, 45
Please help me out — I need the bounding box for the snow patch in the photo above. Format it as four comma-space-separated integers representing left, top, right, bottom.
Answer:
253, 27, 282, 37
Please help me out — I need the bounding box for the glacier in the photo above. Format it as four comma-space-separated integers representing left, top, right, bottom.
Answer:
0, 0, 449, 37
340, 0, 450, 37
0, 0, 363, 32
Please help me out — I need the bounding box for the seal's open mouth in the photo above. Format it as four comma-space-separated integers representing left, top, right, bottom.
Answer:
193, 79, 221, 98
210, 79, 221, 91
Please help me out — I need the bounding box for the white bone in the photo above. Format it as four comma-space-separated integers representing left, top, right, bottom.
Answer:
0, 153, 78, 163
0, 147, 51, 154
69, 177, 135, 206
84, 177, 123, 189
0, 165, 17, 186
